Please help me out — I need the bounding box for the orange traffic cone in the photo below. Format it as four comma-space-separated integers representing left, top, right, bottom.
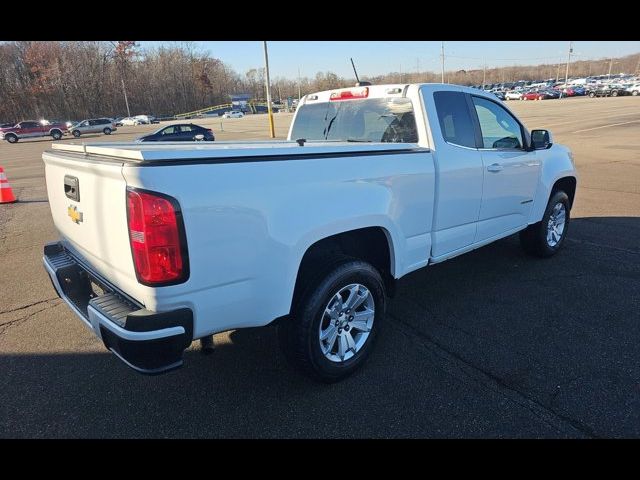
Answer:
0, 166, 17, 203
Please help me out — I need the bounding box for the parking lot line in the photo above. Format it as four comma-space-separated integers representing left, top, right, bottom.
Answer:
544, 110, 640, 129
573, 119, 640, 134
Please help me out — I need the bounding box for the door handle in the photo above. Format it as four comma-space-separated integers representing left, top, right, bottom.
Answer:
487, 163, 503, 173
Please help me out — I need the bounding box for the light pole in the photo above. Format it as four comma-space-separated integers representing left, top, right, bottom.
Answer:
263, 41, 275, 139
440, 41, 445, 83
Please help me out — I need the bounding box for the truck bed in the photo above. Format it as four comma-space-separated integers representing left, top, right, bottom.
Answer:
50, 140, 424, 164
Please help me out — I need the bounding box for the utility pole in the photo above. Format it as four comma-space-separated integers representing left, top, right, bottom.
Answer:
440, 41, 445, 83
121, 78, 131, 117
297, 66, 301, 102
482, 60, 486, 90
608, 56, 613, 79
562, 41, 572, 99
111, 41, 133, 117
263, 41, 275, 139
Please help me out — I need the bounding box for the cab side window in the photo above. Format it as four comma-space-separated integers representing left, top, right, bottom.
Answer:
433, 91, 477, 148
471, 96, 523, 149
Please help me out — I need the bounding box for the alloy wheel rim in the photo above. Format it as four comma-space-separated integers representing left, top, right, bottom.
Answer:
319, 283, 375, 363
547, 202, 566, 247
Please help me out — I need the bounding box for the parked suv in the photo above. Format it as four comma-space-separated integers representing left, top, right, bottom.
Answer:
69, 118, 117, 137
588, 85, 630, 98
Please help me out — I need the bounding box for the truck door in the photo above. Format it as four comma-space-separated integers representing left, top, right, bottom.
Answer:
468, 95, 541, 242
88, 119, 99, 133
424, 89, 484, 258
19, 121, 41, 138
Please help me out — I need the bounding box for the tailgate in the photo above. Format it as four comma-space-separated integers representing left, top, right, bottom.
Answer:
43, 151, 139, 299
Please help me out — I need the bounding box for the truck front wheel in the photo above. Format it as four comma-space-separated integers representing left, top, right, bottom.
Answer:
278, 256, 386, 383
519, 190, 571, 258
51, 130, 62, 140
5, 134, 18, 143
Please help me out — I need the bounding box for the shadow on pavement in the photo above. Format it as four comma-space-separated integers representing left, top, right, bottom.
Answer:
1, 217, 638, 438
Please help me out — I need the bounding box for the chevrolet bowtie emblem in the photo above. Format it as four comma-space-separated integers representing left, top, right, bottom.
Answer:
68, 205, 83, 224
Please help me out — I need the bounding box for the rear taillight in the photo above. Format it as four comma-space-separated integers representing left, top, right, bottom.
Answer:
126, 188, 189, 286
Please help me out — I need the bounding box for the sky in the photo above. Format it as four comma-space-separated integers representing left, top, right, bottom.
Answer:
137, 41, 640, 80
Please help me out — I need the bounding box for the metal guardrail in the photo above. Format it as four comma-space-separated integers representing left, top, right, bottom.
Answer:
174, 103, 233, 118
174, 101, 278, 118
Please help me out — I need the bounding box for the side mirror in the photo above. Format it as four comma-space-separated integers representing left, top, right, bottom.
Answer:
194, 134, 205, 141
530, 129, 553, 150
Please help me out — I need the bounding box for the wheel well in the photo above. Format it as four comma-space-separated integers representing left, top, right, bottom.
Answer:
293, 227, 395, 307
552, 177, 577, 209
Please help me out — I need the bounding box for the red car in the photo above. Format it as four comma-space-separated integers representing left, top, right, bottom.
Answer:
0, 120, 68, 143
522, 91, 550, 101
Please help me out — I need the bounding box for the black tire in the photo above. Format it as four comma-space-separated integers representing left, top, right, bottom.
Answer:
72, 130, 81, 138
589, 92, 596, 98
520, 190, 571, 258
51, 130, 62, 140
6, 134, 18, 143
278, 255, 386, 383
103, 128, 112, 135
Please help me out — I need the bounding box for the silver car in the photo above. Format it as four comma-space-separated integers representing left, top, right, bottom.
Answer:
69, 118, 117, 137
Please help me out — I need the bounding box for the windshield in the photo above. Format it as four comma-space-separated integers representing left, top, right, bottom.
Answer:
291, 97, 418, 143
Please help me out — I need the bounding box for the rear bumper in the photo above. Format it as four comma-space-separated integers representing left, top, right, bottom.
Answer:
43, 242, 193, 374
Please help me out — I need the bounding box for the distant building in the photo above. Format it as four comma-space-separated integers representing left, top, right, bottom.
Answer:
230, 94, 251, 113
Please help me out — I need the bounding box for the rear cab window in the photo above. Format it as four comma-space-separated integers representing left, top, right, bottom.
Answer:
290, 97, 418, 143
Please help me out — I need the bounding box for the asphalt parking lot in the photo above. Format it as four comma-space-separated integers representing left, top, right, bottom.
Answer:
1, 97, 639, 438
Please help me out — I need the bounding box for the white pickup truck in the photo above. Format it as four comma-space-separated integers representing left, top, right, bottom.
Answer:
43, 83, 577, 382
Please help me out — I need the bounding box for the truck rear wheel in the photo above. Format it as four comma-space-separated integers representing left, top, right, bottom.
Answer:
519, 190, 571, 258
278, 256, 385, 383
